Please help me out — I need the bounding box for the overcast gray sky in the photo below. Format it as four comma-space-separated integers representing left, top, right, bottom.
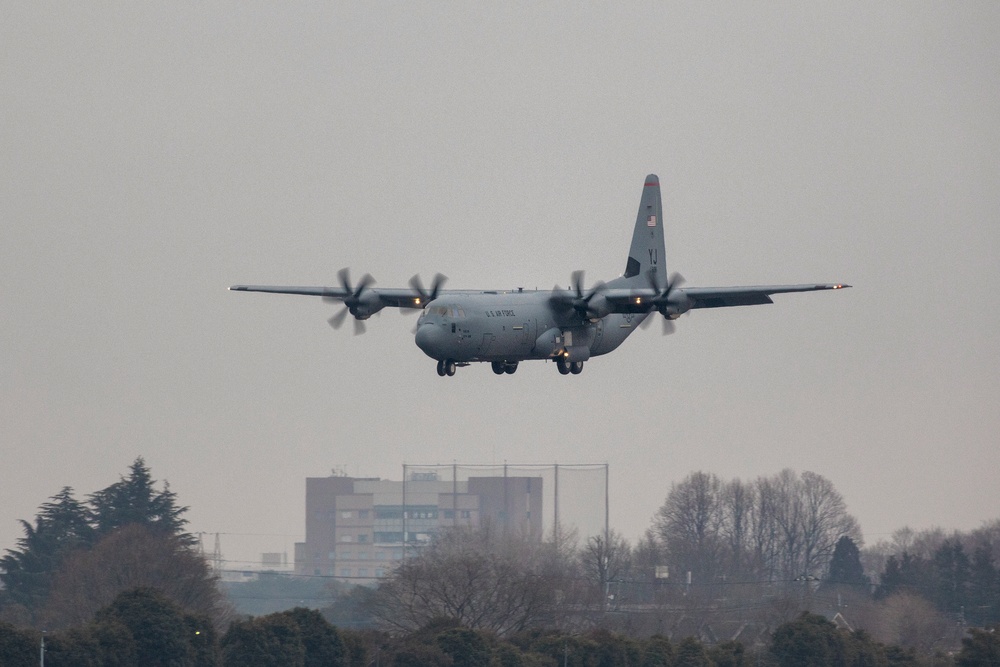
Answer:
2, 3, 998, 568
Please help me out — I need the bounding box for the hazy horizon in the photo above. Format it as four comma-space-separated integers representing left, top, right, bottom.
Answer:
3, 3, 998, 568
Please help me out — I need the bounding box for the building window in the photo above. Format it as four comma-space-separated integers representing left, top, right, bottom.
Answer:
328, 552, 335, 560
358, 568, 369, 578
376, 568, 385, 577
339, 568, 351, 578
443, 510, 455, 519
358, 534, 369, 543
340, 510, 352, 519
358, 510, 370, 519
461, 510, 471, 519
314, 569, 321, 576
339, 535, 354, 543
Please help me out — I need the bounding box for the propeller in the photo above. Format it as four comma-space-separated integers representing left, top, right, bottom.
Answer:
325, 268, 375, 335
409, 273, 448, 306
550, 271, 608, 320
644, 271, 687, 335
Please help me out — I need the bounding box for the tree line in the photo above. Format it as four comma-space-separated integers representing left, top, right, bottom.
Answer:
3, 461, 1000, 665
3, 593, 999, 666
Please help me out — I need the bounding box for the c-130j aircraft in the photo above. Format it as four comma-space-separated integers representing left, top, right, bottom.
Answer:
232, 175, 849, 377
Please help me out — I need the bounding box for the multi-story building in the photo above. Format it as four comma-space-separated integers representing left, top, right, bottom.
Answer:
294, 471, 543, 583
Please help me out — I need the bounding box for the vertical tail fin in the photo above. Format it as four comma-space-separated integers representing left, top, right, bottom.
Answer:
622, 174, 667, 287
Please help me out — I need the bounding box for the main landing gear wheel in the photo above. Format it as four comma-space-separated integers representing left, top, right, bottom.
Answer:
570, 361, 584, 375
436, 359, 457, 377
556, 358, 571, 375
492, 361, 519, 375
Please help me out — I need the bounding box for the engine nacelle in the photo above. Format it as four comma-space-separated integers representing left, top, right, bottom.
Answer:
659, 292, 692, 318
348, 292, 385, 320
585, 294, 613, 320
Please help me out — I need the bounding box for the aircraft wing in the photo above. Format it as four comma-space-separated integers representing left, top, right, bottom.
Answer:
601, 283, 850, 313
229, 285, 426, 309
680, 283, 850, 309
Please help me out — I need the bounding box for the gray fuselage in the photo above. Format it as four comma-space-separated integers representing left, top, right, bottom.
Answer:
413, 288, 647, 364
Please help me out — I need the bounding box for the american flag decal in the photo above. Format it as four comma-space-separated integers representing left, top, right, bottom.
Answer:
647, 215, 657, 227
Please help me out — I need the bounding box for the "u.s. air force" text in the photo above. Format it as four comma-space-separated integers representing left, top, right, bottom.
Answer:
485, 309, 516, 318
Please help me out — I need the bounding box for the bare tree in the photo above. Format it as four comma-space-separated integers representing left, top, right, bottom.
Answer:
799, 471, 862, 579
719, 478, 753, 578
872, 592, 956, 654
41, 524, 229, 630
578, 531, 632, 609
749, 474, 781, 581
368, 524, 578, 637
653, 471, 725, 586
650, 469, 861, 591
771, 469, 807, 582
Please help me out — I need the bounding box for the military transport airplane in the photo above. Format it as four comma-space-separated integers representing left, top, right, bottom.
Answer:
231, 175, 849, 377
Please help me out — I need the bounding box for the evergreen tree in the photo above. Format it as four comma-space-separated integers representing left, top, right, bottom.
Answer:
95, 588, 192, 667
641, 635, 674, 666
931, 540, 971, 615
825, 536, 870, 590
0, 487, 92, 616
968, 544, 999, 627
279, 607, 346, 667
770, 612, 846, 667
221, 614, 306, 667
708, 640, 747, 667
878, 555, 903, 599
0, 622, 37, 667
878, 552, 928, 600
435, 627, 491, 667
88, 457, 193, 544
674, 636, 711, 667
957, 625, 1000, 667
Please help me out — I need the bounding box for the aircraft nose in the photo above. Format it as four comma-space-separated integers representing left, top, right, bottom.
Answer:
414, 324, 445, 358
